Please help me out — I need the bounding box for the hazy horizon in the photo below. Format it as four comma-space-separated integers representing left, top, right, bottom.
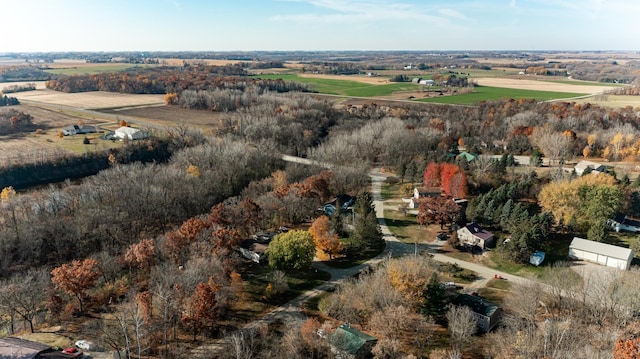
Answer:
2, 0, 639, 53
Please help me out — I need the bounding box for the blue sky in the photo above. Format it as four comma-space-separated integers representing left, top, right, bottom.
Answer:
2, 0, 638, 52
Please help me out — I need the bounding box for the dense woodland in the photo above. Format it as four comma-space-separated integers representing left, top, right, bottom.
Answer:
2, 59, 640, 357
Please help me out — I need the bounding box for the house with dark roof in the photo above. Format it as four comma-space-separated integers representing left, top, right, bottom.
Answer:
329, 323, 377, 359
608, 213, 640, 233
451, 294, 502, 333
0, 337, 51, 359
457, 223, 494, 250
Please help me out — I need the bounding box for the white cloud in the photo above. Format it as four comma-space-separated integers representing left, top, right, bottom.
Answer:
270, 0, 453, 24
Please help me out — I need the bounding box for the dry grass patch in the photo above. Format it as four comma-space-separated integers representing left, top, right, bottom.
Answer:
298, 72, 391, 85
473, 77, 618, 94
13, 89, 165, 109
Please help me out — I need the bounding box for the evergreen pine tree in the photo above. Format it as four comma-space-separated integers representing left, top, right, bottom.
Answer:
422, 272, 447, 320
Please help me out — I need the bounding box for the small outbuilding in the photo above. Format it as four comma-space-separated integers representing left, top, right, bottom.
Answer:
114, 126, 149, 141
568, 237, 633, 270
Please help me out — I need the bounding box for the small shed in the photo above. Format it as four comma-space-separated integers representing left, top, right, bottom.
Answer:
568, 237, 633, 270
114, 126, 148, 141
329, 323, 377, 359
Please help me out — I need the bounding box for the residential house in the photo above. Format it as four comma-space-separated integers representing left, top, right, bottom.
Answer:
329, 323, 378, 359
62, 124, 97, 136
0, 337, 51, 359
568, 237, 633, 270
608, 213, 640, 233
457, 223, 494, 250
408, 197, 430, 209
574, 160, 606, 176
413, 187, 441, 199
451, 294, 502, 333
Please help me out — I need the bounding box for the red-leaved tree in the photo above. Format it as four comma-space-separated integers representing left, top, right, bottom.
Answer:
417, 197, 462, 229
422, 163, 441, 187
51, 258, 101, 313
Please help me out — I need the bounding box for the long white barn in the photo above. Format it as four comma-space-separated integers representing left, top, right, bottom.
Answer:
568, 237, 633, 270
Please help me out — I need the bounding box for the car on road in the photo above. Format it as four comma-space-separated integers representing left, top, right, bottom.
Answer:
74, 340, 95, 351
62, 347, 83, 358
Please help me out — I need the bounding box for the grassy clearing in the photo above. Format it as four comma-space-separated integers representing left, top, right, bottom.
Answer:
238, 262, 330, 321
252, 73, 419, 97
477, 278, 512, 304
417, 85, 587, 105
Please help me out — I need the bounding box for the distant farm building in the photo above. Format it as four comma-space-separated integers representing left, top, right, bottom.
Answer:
574, 160, 606, 176
114, 126, 149, 141
568, 237, 633, 270
62, 124, 97, 136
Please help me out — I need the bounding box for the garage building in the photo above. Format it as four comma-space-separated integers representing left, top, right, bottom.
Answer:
568, 237, 634, 270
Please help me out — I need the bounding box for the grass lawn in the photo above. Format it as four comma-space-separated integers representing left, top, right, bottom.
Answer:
236, 262, 330, 322
417, 85, 586, 105
477, 278, 512, 304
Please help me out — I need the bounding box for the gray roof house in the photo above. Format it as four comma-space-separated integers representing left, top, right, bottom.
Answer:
568, 237, 633, 270
451, 294, 502, 333
0, 337, 51, 359
574, 160, 606, 176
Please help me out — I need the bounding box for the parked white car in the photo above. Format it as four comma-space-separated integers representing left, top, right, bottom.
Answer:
75, 340, 96, 351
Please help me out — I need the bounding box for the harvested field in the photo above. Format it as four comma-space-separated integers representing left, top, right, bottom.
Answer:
1, 80, 47, 91
298, 72, 390, 85
103, 105, 236, 132
574, 95, 640, 109
472, 77, 618, 94
12, 89, 165, 109
0, 135, 70, 168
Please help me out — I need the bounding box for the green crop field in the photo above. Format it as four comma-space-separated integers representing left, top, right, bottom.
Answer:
252, 73, 420, 96
44, 64, 155, 76
417, 86, 587, 105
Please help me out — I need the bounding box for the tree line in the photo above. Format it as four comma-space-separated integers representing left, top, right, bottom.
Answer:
44, 65, 312, 94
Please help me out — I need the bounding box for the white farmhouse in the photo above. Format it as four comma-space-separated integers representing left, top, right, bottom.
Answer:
568, 237, 633, 270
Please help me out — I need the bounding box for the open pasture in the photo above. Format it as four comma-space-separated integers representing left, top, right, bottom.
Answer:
103, 105, 234, 132
418, 86, 586, 105
12, 88, 165, 109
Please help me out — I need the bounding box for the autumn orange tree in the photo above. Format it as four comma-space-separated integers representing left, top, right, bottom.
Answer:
51, 258, 101, 313
613, 337, 640, 359
309, 215, 344, 260
124, 238, 156, 275
181, 279, 219, 341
